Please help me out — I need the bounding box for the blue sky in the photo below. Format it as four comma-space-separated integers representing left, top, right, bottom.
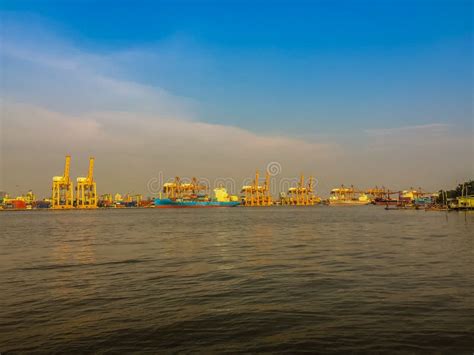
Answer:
0, 0, 472, 196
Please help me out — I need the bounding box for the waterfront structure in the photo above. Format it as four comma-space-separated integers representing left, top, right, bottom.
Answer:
284, 174, 320, 205
241, 170, 272, 206
453, 195, 474, 210
51, 155, 74, 209
366, 186, 399, 205
162, 177, 207, 199
76, 157, 98, 209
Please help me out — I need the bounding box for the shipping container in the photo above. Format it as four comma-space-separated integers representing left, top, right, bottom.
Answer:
11, 200, 27, 209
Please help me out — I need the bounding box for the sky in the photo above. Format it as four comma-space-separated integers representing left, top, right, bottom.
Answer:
0, 0, 473, 198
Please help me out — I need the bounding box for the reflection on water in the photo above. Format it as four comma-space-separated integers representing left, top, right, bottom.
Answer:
0, 208, 473, 353
52, 237, 96, 265
49, 234, 96, 299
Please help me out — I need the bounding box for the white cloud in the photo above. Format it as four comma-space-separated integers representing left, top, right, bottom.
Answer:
1, 101, 338, 197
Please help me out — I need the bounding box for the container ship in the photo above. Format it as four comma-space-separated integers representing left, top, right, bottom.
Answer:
328, 185, 371, 206
154, 198, 240, 208
154, 182, 240, 208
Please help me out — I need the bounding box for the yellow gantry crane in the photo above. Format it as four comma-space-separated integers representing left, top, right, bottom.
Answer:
241, 170, 273, 206
366, 186, 388, 199
286, 174, 320, 205
52, 155, 74, 209
162, 177, 207, 199
76, 157, 97, 209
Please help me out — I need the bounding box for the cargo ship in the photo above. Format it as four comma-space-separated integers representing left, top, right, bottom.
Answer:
154, 186, 240, 208
328, 185, 371, 206
373, 197, 399, 206
366, 187, 399, 206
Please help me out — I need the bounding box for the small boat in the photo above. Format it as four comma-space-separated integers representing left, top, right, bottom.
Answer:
424, 205, 449, 211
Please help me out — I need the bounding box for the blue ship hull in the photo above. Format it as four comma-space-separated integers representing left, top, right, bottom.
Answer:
154, 198, 240, 208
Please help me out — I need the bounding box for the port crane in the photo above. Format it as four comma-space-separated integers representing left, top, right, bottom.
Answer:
366, 186, 388, 199
332, 184, 358, 200
286, 174, 320, 205
163, 177, 207, 199
364, 186, 434, 205
52, 155, 74, 209
241, 170, 272, 206
366, 186, 398, 199
76, 157, 97, 209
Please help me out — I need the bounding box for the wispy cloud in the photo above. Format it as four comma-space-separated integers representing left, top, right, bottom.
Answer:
365, 123, 451, 136
1, 17, 198, 119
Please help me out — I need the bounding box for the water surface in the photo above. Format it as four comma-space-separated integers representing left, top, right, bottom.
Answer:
1, 207, 473, 353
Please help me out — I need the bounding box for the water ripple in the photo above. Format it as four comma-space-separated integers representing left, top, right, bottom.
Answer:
1, 207, 473, 353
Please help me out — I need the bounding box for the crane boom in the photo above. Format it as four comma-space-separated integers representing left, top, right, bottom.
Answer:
87, 157, 95, 182
299, 173, 304, 189
64, 155, 71, 183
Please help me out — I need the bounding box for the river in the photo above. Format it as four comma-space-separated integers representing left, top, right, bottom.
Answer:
1, 207, 472, 353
